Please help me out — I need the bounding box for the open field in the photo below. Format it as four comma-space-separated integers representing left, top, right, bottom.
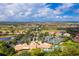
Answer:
0, 34, 16, 38
41, 30, 66, 33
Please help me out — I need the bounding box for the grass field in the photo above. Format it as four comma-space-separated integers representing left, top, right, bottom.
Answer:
41, 30, 66, 33
0, 34, 16, 38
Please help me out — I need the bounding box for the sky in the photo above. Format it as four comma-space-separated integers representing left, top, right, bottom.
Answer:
0, 3, 79, 22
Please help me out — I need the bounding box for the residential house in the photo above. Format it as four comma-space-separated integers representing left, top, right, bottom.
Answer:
74, 34, 79, 42
14, 41, 52, 51
44, 36, 63, 44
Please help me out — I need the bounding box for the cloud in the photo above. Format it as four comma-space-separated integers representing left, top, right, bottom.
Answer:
0, 15, 6, 21
0, 3, 78, 22
54, 4, 74, 14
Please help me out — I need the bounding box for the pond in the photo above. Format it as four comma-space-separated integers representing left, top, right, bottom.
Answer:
0, 37, 15, 40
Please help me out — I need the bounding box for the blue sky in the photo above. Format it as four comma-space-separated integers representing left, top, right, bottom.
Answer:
0, 3, 79, 22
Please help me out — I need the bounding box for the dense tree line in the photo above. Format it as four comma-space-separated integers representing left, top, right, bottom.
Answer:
0, 41, 15, 56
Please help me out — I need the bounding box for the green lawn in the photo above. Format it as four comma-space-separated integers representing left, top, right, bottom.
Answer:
0, 34, 16, 38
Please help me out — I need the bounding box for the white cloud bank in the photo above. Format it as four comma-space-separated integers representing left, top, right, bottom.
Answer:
0, 3, 78, 22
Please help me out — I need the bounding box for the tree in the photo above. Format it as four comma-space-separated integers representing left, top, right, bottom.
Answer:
0, 31, 3, 36
63, 37, 71, 42
15, 50, 30, 56
44, 32, 49, 36
15, 49, 45, 56
66, 28, 79, 37
60, 40, 79, 56
0, 41, 15, 56
29, 48, 44, 56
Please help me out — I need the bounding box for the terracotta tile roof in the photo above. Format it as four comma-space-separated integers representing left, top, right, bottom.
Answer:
14, 41, 52, 51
